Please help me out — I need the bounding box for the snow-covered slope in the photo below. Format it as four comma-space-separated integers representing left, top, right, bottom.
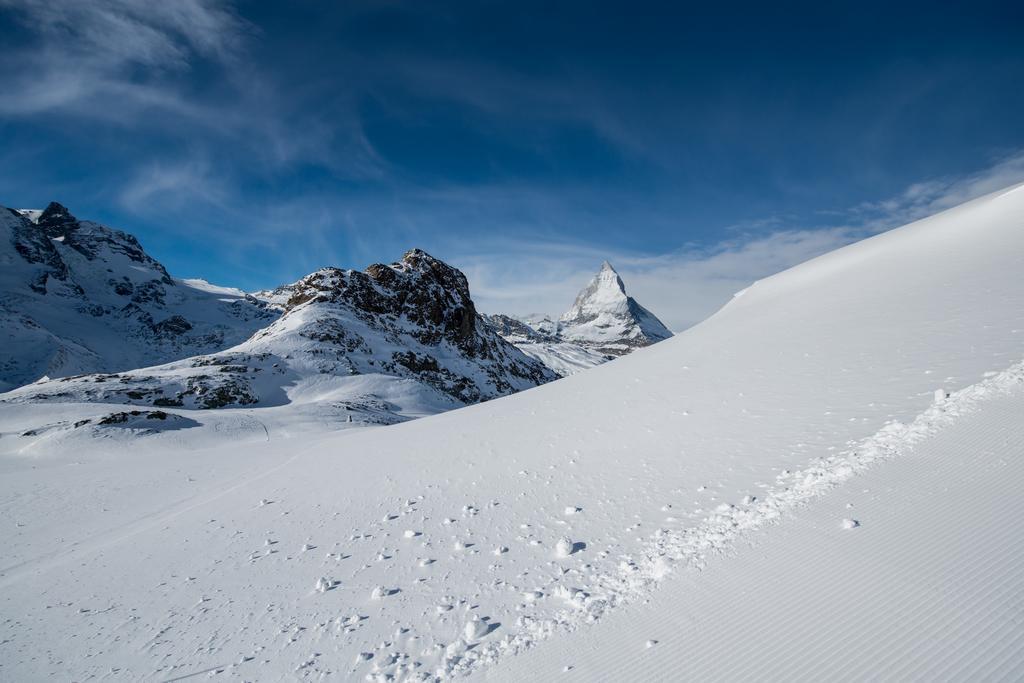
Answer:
0, 203, 278, 391
484, 262, 673, 376
481, 313, 611, 377
0, 249, 556, 431
491, 362, 1024, 681
3, 183, 1024, 681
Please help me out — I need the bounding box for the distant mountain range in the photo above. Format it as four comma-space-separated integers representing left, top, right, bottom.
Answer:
0, 202, 671, 426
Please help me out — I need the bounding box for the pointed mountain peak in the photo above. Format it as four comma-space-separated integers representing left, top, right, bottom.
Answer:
362, 248, 449, 287
36, 202, 80, 238
38, 202, 76, 226
592, 260, 627, 292
560, 262, 630, 325
401, 247, 438, 265
391, 248, 472, 301
557, 260, 673, 352
588, 259, 628, 292
41, 201, 72, 219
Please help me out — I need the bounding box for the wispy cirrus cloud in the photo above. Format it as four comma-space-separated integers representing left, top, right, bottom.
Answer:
847, 150, 1024, 226
119, 156, 232, 212
0, 0, 249, 115
0, 0, 384, 181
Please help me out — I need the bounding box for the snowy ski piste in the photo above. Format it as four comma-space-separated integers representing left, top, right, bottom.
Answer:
3, 181, 1024, 680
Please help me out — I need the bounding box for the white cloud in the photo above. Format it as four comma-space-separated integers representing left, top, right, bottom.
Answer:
119, 157, 230, 212
0, 0, 382, 179
0, 0, 248, 115
849, 151, 1024, 227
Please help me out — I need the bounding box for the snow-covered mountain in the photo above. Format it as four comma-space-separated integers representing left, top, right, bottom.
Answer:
0, 202, 278, 391
484, 261, 672, 375
2, 249, 556, 426
558, 261, 673, 352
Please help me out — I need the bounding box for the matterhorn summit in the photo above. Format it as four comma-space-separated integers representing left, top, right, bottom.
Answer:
484, 261, 673, 375
560, 260, 627, 324
557, 261, 672, 355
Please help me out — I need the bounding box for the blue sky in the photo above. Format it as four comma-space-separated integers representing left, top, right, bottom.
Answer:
1, 0, 1023, 329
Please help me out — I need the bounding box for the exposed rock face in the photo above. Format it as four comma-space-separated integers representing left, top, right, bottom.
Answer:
483, 261, 673, 376
482, 314, 548, 342
282, 249, 480, 349
0, 203, 278, 391
8, 204, 75, 295
4, 249, 557, 414
249, 249, 557, 404
35, 202, 171, 273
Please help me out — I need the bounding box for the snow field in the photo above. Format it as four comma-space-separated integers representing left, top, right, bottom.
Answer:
2, 183, 1024, 680
489, 361, 1024, 681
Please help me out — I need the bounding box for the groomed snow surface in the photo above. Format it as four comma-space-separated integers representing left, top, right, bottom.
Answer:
3, 182, 1024, 681
488, 361, 1024, 681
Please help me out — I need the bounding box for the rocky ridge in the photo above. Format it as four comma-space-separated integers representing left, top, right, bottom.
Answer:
3, 247, 556, 421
